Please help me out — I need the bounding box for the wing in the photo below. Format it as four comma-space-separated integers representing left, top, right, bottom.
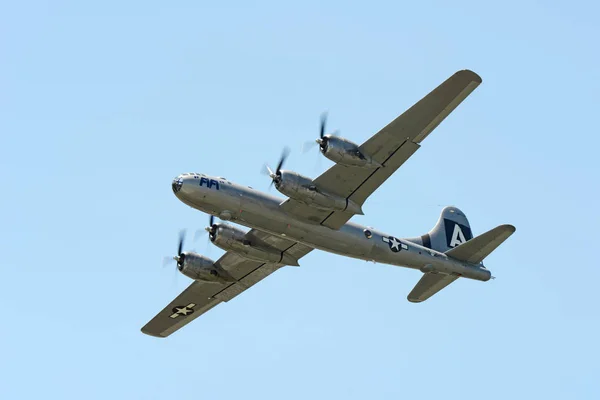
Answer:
282, 70, 482, 229
141, 230, 313, 338
407, 273, 460, 303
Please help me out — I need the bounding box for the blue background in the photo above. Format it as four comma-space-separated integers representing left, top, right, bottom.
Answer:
2, 1, 598, 398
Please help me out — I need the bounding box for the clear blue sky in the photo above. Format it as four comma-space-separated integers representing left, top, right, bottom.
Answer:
2, 1, 599, 399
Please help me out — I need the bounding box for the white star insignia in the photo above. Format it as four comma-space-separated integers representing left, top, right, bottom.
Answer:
176, 307, 191, 315
170, 303, 196, 319
389, 237, 401, 251
382, 236, 407, 252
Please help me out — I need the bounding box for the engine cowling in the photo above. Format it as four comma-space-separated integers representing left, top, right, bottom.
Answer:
274, 171, 363, 215
209, 224, 300, 265
319, 135, 381, 168
177, 252, 231, 283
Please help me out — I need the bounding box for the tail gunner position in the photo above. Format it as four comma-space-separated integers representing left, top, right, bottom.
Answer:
142, 70, 515, 338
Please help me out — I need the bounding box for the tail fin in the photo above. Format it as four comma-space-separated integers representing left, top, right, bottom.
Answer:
405, 207, 516, 303
405, 206, 473, 252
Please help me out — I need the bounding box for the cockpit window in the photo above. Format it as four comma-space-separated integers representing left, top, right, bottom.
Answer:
172, 177, 183, 194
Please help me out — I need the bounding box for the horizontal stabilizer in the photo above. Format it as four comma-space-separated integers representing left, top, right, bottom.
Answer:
445, 224, 516, 264
407, 273, 459, 303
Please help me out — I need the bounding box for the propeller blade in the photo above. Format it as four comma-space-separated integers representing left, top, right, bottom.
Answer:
302, 140, 317, 153
162, 256, 174, 267
177, 229, 185, 256
193, 229, 204, 242
275, 146, 290, 173
171, 265, 179, 289
320, 112, 327, 139
261, 163, 273, 177
262, 165, 275, 190
209, 215, 214, 227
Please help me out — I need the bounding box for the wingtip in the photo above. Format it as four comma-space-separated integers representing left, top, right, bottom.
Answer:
502, 224, 517, 234
141, 327, 168, 338
458, 69, 483, 84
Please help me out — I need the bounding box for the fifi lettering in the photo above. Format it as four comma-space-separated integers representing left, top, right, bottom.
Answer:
200, 177, 220, 190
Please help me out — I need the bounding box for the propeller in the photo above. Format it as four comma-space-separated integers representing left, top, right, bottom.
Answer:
194, 214, 216, 241
205, 214, 218, 241
163, 229, 186, 271
302, 112, 337, 154
262, 146, 290, 188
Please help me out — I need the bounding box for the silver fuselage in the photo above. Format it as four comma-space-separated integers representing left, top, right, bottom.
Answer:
174, 173, 491, 281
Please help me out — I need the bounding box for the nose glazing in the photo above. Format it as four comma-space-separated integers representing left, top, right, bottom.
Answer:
172, 176, 183, 194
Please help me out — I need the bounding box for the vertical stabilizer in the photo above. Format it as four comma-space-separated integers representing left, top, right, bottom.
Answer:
404, 206, 473, 252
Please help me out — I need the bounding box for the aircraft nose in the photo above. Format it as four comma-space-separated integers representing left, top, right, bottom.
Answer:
172, 176, 184, 194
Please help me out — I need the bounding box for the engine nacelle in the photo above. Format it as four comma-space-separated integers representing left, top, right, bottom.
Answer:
210, 224, 300, 266
178, 253, 234, 283
275, 171, 363, 215
320, 135, 381, 168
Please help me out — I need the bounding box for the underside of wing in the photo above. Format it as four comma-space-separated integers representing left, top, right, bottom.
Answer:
281, 70, 482, 229
141, 280, 224, 338
445, 224, 516, 264
141, 231, 312, 338
407, 273, 460, 303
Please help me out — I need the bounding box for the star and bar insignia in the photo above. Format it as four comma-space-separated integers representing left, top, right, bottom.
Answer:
382, 236, 409, 252
170, 303, 196, 319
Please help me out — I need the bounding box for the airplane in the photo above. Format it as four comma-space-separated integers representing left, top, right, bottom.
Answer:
141, 69, 515, 338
